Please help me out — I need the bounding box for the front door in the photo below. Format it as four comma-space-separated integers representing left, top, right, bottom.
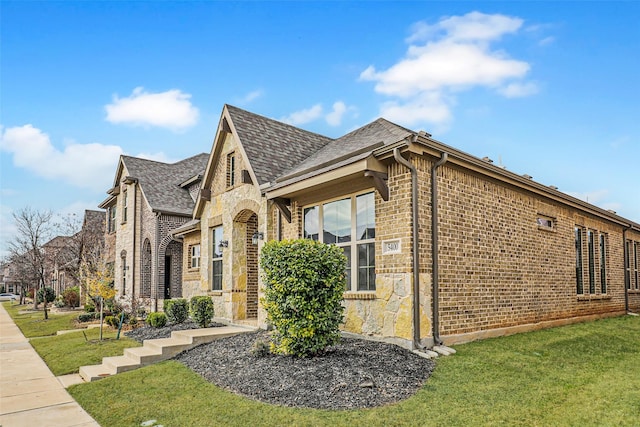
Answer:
164, 255, 171, 299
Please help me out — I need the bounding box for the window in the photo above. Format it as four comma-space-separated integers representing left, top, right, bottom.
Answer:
599, 234, 607, 294
303, 191, 376, 291
190, 244, 201, 269
575, 227, 583, 294
226, 153, 236, 187
211, 227, 223, 290
624, 240, 632, 289
588, 230, 596, 294
108, 206, 117, 233
633, 242, 640, 290
122, 189, 128, 223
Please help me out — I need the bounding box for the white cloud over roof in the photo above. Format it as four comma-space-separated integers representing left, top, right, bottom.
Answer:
105, 87, 199, 130
360, 11, 538, 127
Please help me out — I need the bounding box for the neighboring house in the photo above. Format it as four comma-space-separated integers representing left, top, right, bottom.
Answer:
43, 235, 79, 295
42, 210, 105, 298
99, 153, 209, 311
1, 262, 20, 294
175, 104, 640, 349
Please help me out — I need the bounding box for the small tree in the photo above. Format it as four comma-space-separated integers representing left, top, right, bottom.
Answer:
79, 257, 115, 340
36, 286, 56, 319
260, 239, 346, 357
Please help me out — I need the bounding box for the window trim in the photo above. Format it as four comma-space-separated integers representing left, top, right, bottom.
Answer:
108, 206, 117, 233
303, 190, 376, 292
190, 244, 201, 269
122, 188, 128, 223
211, 226, 223, 291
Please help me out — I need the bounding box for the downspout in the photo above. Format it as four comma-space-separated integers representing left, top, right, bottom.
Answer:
623, 225, 631, 312
153, 211, 161, 312
431, 152, 448, 346
131, 181, 137, 302
393, 147, 421, 349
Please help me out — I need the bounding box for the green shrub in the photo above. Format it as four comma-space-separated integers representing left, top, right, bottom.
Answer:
77, 312, 96, 323
53, 295, 66, 308
37, 287, 56, 305
146, 312, 167, 328
260, 239, 346, 357
104, 315, 118, 328
165, 298, 189, 324
84, 300, 96, 313
190, 296, 214, 328
62, 286, 80, 307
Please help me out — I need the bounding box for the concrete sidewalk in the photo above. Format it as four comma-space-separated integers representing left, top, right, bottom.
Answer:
0, 303, 100, 427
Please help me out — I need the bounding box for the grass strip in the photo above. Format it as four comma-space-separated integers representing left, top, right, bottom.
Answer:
3, 302, 80, 338
30, 328, 142, 375
69, 315, 640, 427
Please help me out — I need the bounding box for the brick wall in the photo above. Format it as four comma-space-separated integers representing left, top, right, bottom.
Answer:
428, 160, 628, 338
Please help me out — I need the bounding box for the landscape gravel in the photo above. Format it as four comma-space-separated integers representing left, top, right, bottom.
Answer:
126, 323, 436, 409
173, 330, 436, 409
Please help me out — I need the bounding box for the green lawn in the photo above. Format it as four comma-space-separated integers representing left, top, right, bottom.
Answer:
30, 328, 141, 375
3, 302, 80, 337
68, 315, 640, 427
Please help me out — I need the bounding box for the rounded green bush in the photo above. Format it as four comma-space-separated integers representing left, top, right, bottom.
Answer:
146, 312, 168, 328
190, 296, 214, 328
164, 298, 189, 324
260, 239, 346, 357
37, 287, 56, 304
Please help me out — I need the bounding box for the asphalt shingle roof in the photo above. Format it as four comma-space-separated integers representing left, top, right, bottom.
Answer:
277, 118, 413, 181
122, 153, 209, 216
225, 105, 333, 186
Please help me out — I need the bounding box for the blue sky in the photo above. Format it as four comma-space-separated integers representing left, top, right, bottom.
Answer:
1, 1, 639, 256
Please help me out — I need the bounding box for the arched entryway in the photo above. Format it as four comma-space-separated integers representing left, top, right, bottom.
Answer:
232, 209, 259, 320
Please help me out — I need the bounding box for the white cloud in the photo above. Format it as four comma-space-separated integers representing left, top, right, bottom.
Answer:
105, 87, 199, 131
498, 81, 539, 98
0, 124, 122, 192
280, 104, 324, 125
361, 11, 537, 129
538, 36, 555, 46
236, 89, 264, 105
325, 101, 357, 126
379, 93, 453, 127
408, 11, 523, 44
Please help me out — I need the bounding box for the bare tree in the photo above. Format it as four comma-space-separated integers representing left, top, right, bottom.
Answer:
7, 207, 53, 311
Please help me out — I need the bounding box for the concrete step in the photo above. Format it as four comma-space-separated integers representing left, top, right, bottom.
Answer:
102, 355, 140, 373
79, 325, 256, 382
79, 363, 116, 382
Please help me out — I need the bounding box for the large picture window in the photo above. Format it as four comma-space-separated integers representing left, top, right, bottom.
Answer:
211, 227, 223, 290
303, 191, 376, 291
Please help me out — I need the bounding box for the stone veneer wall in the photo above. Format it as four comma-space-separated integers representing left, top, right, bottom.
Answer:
196, 132, 268, 325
